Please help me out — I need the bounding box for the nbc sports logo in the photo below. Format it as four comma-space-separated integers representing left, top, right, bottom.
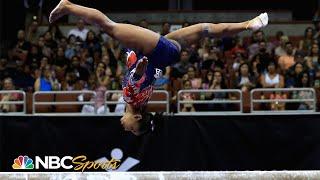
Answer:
12, 155, 34, 169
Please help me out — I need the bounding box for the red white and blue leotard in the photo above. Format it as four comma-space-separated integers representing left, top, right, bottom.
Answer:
122, 36, 180, 108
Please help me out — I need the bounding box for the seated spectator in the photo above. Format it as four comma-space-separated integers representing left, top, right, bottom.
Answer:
47, 24, 65, 41
26, 20, 41, 44
180, 80, 196, 112
65, 35, 77, 59
248, 30, 273, 60
271, 31, 284, 48
260, 61, 284, 88
305, 43, 319, 67
160, 22, 171, 36
278, 42, 295, 73
9, 30, 30, 61
234, 63, 256, 92
292, 72, 314, 110
173, 49, 192, 76
251, 40, 272, 73
66, 56, 90, 81
285, 62, 305, 88
274, 35, 289, 57
0, 78, 21, 112
139, 19, 149, 29
187, 66, 202, 89
68, 19, 89, 41
26, 44, 42, 66
53, 47, 68, 70
299, 27, 315, 54
34, 67, 60, 91
43, 31, 58, 50
81, 62, 110, 114
304, 57, 316, 85
207, 71, 229, 111
82, 30, 102, 57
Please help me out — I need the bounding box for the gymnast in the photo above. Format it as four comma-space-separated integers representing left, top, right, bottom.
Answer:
49, 0, 268, 136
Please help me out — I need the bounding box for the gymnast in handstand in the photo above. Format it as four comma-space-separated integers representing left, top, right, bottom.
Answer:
49, 0, 268, 135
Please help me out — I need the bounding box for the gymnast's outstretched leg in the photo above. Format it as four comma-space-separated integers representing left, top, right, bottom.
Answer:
165, 13, 268, 47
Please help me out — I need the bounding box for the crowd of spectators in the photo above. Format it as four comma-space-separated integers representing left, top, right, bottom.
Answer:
1, 18, 320, 112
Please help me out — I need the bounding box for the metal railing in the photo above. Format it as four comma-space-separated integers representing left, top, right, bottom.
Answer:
0, 90, 26, 114
105, 90, 170, 115
33, 91, 96, 115
250, 88, 316, 113
177, 89, 243, 114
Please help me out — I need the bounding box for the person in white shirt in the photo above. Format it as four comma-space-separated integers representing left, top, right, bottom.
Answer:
68, 19, 89, 41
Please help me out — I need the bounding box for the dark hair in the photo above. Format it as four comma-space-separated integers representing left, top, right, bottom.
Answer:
304, 27, 315, 38
137, 112, 154, 135
238, 63, 252, 76
297, 71, 311, 87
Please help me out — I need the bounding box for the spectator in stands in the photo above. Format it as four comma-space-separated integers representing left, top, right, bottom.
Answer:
0, 78, 20, 112
26, 44, 41, 66
139, 19, 149, 29
260, 61, 284, 88
10, 30, 31, 62
43, 31, 58, 50
251, 40, 272, 73
66, 55, 90, 81
305, 43, 319, 67
293, 72, 314, 110
47, 24, 65, 41
61, 71, 77, 90
271, 31, 284, 48
207, 71, 229, 110
278, 42, 295, 74
0, 58, 10, 84
180, 80, 196, 112
68, 19, 89, 41
182, 21, 190, 28
285, 62, 305, 88
305, 57, 316, 85
82, 30, 102, 58
248, 30, 273, 60
274, 35, 289, 57
65, 35, 78, 59
299, 27, 315, 54
26, 20, 41, 44
173, 49, 192, 76
81, 62, 110, 114
234, 63, 256, 92
161, 22, 171, 36
53, 47, 68, 70
187, 66, 202, 89
37, 36, 51, 58
34, 66, 60, 91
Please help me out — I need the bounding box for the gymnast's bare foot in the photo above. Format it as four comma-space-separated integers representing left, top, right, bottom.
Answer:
49, 0, 70, 23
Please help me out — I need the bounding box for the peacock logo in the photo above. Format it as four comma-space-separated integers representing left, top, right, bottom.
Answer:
12, 155, 34, 169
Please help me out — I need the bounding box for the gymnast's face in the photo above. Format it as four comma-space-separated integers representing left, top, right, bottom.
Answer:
120, 107, 142, 136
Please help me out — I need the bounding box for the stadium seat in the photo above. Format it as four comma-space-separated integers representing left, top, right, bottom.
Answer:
55, 94, 81, 113
146, 91, 169, 113
33, 94, 55, 113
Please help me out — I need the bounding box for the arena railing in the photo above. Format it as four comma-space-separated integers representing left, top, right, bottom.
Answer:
177, 89, 243, 115
0, 90, 26, 114
32, 91, 97, 115
250, 88, 316, 113
105, 90, 170, 115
